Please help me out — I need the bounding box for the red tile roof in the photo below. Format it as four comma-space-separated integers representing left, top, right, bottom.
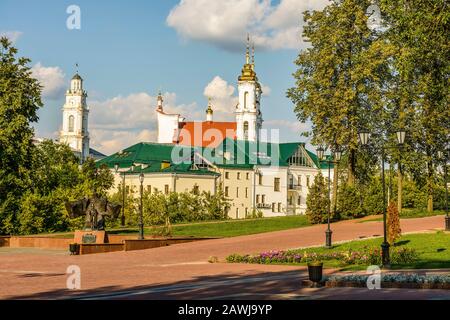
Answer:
177, 121, 237, 147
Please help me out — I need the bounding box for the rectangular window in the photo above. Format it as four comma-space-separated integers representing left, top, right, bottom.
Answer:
236, 187, 239, 198
256, 195, 260, 204
288, 197, 293, 205
307, 176, 310, 187
237, 172, 241, 180
245, 187, 248, 198
236, 208, 239, 219
274, 178, 280, 192
298, 196, 301, 206
262, 195, 266, 204
246, 172, 250, 180
165, 185, 169, 194
225, 186, 229, 197
147, 185, 152, 193
225, 172, 230, 179
259, 173, 263, 185
278, 203, 282, 212
288, 175, 294, 189
272, 203, 276, 212
245, 208, 248, 217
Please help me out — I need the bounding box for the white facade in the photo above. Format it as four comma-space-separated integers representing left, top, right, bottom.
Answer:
235, 81, 263, 142
59, 74, 90, 161
156, 93, 185, 144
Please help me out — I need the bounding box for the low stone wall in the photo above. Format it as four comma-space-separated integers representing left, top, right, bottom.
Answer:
124, 239, 169, 251
325, 280, 450, 290
0, 236, 10, 247
9, 236, 73, 249
79, 243, 124, 255
123, 237, 214, 252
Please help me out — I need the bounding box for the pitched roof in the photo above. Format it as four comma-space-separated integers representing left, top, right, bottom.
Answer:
95, 142, 218, 176
177, 121, 237, 148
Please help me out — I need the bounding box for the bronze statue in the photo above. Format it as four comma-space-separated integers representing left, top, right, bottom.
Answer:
65, 194, 121, 230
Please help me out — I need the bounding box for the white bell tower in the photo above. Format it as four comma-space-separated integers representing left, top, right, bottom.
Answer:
59, 72, 90, 162
236, 35, 263, 142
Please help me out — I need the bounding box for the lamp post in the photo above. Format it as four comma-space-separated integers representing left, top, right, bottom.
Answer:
317, 145, 342, 248
437, 150, 449, 231
138, 172, 145, 240
114, 163, 126, 227
358, 129, 406, 268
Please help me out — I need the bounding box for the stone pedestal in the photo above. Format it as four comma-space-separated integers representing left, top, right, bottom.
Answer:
74, 230, 108, 244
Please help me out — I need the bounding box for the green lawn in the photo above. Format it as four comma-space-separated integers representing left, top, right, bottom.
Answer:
123, 215, 311, 238
236, 232, 450, 270
24, 215, 311, 239
358, 209, 446, 223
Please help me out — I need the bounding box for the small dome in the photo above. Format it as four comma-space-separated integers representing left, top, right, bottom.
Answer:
72, 73, 82, 81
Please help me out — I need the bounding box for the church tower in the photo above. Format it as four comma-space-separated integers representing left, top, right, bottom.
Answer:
59, 72, 90, 162
235, 35, 263, 142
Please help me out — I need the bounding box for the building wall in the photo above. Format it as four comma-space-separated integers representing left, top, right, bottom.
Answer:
110, 172, 216, 196
157, 111, 181, 144
254, 166, 289, 217
287, 166, 326, 215
217, 168, 254, 219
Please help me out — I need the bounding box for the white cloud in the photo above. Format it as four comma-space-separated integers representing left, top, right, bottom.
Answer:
0, 31, 23, 44
261, 83, 271, 96
166, 0, 329, 51
203, 76, 238, 121
265, 119, 310, 134
31, 63, 66, 100
89, 92, 201, 155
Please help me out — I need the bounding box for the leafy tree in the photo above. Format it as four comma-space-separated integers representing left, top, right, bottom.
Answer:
81, 158, 114, 197
337, 183, 364, 219
380, 0, 450, 213
305, 173, 330, 224
287, 0, 393, 189
0, 37, 43, 234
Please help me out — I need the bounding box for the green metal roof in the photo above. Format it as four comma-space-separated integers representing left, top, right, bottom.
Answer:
97, 139, 327, 173
96, 142, 218, 176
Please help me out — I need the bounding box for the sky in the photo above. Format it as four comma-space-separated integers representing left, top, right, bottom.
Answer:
0, 0, 330, 155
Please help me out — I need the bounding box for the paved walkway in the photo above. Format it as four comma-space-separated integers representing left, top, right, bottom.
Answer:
0, 215, 446, 300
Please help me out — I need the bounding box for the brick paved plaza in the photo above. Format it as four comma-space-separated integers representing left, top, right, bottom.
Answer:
0, 215, 448, 300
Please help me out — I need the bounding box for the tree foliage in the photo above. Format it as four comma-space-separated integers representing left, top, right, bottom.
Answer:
305, 173, 330, 224
0, 37, 43, 233
387, 201, 401, 245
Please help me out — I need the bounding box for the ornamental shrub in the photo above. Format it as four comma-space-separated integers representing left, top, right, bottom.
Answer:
337, 183, 365, 219
305, 172, 330, 224
387, 201, 402, 245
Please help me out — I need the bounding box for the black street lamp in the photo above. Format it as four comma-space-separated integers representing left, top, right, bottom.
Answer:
138, 172, 145, 240
358, 129, 406, 268
114, 163, 126, 227
437, 150, 449, 231
317, 145, 342, 248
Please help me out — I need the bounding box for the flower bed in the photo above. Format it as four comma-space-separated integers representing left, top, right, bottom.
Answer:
324, 274, 450, 290
226, 246, 418, 266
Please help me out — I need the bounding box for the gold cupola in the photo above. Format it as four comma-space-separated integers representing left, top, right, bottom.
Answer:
206, 98, 213, 121
238, 34, 257, 82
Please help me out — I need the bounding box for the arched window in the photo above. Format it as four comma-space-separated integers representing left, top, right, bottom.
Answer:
68, 115, 75, 132
243, 121, 249, 140
244, 91, 249, 109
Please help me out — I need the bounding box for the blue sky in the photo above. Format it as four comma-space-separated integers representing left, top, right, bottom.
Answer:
0, 0, 328, 154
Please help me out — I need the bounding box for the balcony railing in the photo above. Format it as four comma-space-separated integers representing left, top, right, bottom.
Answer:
288, 184, 302, 191
256, 203, 271, 209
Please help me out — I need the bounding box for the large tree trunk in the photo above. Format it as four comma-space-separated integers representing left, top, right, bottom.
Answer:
427, 160, 434, 213
397, 164, 403, 214
347, 148, 356, 186
332, 165, 338, 213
